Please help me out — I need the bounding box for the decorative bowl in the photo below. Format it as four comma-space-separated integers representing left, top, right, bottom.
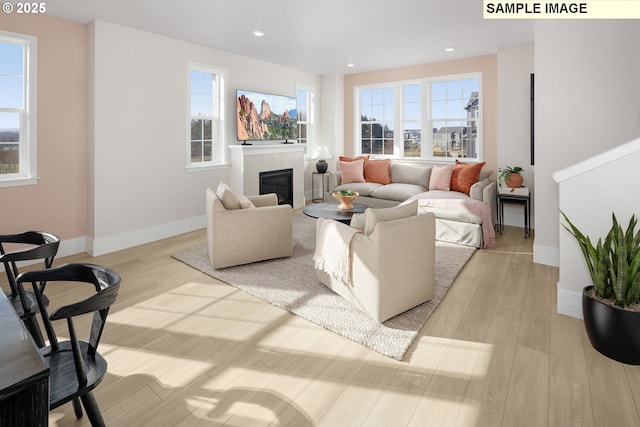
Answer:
332, 191, 359, 209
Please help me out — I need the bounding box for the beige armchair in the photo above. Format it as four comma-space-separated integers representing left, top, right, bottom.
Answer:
314, 211, 436, 322
206, 188, 293, 269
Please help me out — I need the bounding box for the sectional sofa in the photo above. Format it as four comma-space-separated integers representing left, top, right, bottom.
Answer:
325, 159, 496, 248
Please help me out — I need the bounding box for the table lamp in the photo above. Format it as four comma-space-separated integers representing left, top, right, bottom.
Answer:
312, 146, 332, 173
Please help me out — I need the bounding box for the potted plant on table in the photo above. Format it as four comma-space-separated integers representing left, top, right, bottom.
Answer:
332, 189, 359, 210
561, 211, 640, 364
498, 166, 524, 189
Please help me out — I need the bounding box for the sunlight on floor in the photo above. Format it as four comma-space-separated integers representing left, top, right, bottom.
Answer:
84, 279, 497, 426
99, 342, 213, 388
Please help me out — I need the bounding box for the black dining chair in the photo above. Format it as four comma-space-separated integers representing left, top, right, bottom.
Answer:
0, 231, 60, 347
17, 263, 121, 427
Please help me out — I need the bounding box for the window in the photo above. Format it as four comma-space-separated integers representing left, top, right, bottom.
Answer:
431, 77, 480, 159
188, 64, 225, 168
0, 31, 37, 186
355, 74, 481, 161
296, 84, 315, 156
360, 87, 395, 156
403, 84, 421, 158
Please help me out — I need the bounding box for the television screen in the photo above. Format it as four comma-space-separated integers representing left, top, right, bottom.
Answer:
236, 90, 297, 142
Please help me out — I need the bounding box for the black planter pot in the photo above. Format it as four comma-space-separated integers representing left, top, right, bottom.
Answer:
582, 286, 640, 365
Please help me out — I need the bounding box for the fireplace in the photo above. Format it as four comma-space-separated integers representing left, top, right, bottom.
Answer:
259, 168, 293, 206
228, 145, 304, 209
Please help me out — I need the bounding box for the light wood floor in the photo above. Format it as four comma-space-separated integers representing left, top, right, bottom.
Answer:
37, 224, 640, 426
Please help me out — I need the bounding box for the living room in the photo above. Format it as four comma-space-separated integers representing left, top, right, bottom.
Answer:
2, 2, 640, 426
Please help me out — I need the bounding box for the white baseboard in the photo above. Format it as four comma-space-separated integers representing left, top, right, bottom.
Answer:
557, 283, 583, 319
1, 218, 206, 272
58, 236, 86, 258
533, 243, 559, 267
88, 215, 206, 257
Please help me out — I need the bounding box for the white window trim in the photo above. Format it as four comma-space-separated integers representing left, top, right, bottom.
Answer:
185, 62, 227, 172
295, 83, 316, 159
0, 30, 37, 188
353, 72, 483, 163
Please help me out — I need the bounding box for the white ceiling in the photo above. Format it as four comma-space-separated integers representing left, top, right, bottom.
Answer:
45, 0, 534, 75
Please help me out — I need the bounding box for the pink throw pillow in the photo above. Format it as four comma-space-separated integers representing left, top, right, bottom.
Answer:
340, 159, 366, 184
429, 164, 454, 191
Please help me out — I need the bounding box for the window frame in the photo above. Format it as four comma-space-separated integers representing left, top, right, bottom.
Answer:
186, 62, 226, 172
0, 30, 38, 188
295, 83, 316, 158
353, 72, 482, 162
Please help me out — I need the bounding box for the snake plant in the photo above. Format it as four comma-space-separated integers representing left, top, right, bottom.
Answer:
562, 211, 640, 308
609, 213, 640, 307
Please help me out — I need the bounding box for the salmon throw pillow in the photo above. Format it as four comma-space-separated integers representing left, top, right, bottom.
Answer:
364, 159, 391, 184
339, 155, 370, 162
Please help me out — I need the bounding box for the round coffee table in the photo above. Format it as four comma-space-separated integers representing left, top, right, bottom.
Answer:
303, 202, 368, 224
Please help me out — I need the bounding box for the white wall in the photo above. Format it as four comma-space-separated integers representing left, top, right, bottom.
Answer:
555, 140, 640, 318
88, 20, 319, 255
533, 20, 640, 268
497, 44, 535, 228
303, 73, 345, 201
318, 74, 345, 162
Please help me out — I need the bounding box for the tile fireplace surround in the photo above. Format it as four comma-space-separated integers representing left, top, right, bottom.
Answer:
228, 144, 306, 210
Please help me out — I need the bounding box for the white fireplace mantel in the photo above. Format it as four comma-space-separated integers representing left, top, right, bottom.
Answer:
228, 144, 306, 209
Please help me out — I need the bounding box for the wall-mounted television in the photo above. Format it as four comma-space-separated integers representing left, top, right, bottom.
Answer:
236, 89, 297, 143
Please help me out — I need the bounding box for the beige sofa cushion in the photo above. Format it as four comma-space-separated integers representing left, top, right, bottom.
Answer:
370, 183, 426, 202
363, 200, 418, 235
390, 162, 432, 187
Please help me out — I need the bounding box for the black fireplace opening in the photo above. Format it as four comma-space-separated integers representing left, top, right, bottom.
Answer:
259, 168, 293, 207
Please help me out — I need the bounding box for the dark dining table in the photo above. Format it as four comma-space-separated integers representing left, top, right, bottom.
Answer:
0, 290, 49, 426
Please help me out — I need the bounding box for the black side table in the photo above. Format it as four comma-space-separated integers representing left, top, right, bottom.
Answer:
312, 172, 327, 203
496, 192, 531, 238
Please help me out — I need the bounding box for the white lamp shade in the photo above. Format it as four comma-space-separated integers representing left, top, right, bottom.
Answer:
312, 146, 333, 160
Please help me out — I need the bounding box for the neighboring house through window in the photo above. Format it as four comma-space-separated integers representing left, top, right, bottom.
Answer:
0, 30, 37, 187
355, 73, 482, 161
188, 64, 225, 169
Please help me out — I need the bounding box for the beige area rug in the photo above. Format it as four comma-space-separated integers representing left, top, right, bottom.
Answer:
173, 215, 475, 361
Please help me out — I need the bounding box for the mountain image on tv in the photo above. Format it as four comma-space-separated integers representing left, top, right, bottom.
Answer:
237, 90, 297, 141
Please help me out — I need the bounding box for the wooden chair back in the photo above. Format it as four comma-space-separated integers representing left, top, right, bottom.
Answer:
0, 231, 60, 346
17, 263, 121, 426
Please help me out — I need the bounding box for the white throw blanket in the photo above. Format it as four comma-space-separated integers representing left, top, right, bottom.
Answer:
313, 219, 361, 285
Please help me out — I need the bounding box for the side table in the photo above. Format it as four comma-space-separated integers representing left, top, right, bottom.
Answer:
496, 192, 531, 238
312, 172, 327, 203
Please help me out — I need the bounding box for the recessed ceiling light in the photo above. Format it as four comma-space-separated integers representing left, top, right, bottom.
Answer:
444, 47, 456, 52
347, 63, 355, 68
252, 30, 265, 37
